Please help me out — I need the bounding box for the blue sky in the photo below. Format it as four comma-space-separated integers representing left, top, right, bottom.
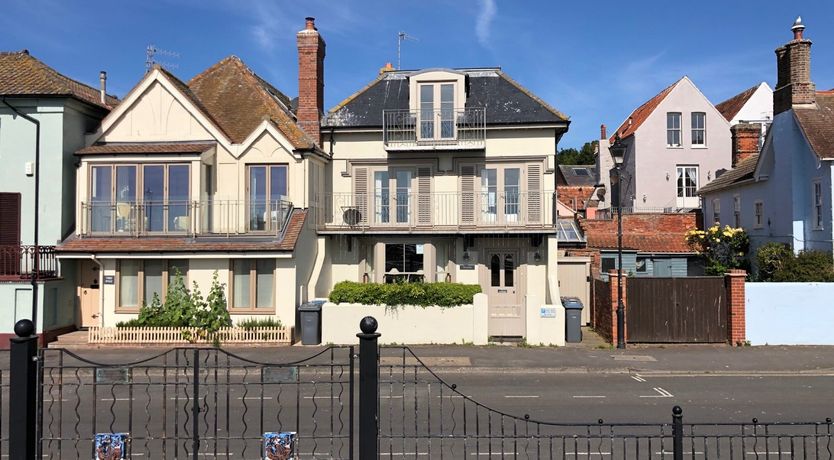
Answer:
3, 0, 833, 149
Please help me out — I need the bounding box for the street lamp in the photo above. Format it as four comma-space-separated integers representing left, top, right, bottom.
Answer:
608, 135, 627, 349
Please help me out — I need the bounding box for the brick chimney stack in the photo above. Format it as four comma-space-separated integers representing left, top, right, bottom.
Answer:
774, 17, 815, 115
297, 17, 325, 147
730, 123, 761, 167
600, 124, 607, 140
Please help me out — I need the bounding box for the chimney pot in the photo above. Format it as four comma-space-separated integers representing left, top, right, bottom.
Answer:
99, 71, 107, 104
305, 17, 316, 30
600, 124, 607, 140
774, 16, 815, 115
791, 16, 804, 40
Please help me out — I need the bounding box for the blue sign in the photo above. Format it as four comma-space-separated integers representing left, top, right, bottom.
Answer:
540, 307, 557, 318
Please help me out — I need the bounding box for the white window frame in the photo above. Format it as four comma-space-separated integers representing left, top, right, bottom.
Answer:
812, 180, 824, 230
733, 195, 741, 228
753, 200, 764, 229
676, 166, 698, 199
712, 198, 721, 225
691, 112, 706, 147
667, 112, 682, 147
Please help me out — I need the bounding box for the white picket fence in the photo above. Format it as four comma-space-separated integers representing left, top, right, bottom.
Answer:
88, 327, 292, 345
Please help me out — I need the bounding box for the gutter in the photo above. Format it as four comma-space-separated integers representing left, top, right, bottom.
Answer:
1, 97, 41, 330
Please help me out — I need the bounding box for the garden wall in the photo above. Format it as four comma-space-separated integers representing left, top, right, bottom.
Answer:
746, 282, 834, 345
321, 293, 489, 345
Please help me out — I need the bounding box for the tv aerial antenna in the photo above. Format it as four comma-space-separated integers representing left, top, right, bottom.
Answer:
397, 31, 418, 70
145, 44, 180, 73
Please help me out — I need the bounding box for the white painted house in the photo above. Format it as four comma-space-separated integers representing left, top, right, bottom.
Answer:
607, 77, 732, 211
699, 18, 834, 259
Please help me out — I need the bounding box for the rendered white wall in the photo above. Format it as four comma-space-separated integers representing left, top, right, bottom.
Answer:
746, 282, 834, 345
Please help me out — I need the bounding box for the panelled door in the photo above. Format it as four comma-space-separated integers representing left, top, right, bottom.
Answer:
78, 260, 101, 327
483, 250, 525, 337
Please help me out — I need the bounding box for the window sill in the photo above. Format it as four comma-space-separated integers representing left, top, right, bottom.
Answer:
691, 145, 708, 149
115, 308, 141, 314
229, 309, 276, 315
666, 146, 684, 149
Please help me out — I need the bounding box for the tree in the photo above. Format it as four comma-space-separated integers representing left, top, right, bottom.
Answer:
558, 141, 597, 165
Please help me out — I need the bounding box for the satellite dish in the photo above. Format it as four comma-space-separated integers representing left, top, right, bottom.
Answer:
343, 208, 362, 226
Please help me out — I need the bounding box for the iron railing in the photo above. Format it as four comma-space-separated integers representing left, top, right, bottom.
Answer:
79, 199, 293, 237
383, 107, 486, 150
0, 245, 59, 280
314, 190, 556, 231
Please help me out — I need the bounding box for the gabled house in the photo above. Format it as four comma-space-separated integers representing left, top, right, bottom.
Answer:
605, 77, 732, 210
318, 65, 570, 338
700, 18, 834, 258
716, 82, 773, 150
0, 50, 116, 344
56, 18, 329, 333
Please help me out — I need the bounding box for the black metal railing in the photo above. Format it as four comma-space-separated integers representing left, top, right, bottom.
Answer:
3, 318, 833, 459
0, 245, 59, 280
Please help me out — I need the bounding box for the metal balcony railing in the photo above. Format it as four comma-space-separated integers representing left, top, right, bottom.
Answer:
313, 190, 555, 232
383, 107, 486, 150
79, 199, 293, 237
0, 245, 59, 280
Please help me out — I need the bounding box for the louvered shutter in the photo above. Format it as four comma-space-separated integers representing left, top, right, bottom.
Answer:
416, 167, 432, 226
460, 165, 476, 226
0, 193, 21, 276
352, 167, 368, 226
526, 164, 542, 224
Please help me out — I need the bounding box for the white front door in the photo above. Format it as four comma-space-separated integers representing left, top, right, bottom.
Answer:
676, 166, 699, 208
483, 250, 525, 337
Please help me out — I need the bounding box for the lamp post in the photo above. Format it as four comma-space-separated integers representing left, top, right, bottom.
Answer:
608, 135, 627, 349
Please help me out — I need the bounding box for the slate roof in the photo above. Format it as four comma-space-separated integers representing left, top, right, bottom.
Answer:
557, 165, 597, 187
0, 50, 118, 109
325, 68, 568, 128
187, 56, 315, 148
715, 84, 759, 122
697, 155, 759, 194
57, 210, 307, 254
76, 142, 215, 156
794, 92, 834, 160
610, 78, 679, 142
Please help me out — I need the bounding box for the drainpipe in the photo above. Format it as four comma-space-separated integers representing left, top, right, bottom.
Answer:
89, 255, 104, 327
1, 97, 41, 332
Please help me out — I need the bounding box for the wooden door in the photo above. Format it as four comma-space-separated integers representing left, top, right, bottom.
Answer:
483, 250, 524, 337
557, 257, 591, 324
77, 260, 101, 327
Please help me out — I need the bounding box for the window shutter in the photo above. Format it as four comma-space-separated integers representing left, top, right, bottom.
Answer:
352, 167, 368, 226
416, 167, 432, 226
0, 193, 21, 246
526, 164, 542, 224
460, 165, 476, 225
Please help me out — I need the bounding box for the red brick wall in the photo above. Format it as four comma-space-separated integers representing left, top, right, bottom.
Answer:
725, 269, 747, 345
731, 123, 761, 167
558, 186, 595, 211
608, 269, 627, 344
297, 18, 325, 146
581, 213, 698, 236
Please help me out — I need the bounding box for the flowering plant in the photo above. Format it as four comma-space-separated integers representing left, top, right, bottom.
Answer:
685, 225, 750, 275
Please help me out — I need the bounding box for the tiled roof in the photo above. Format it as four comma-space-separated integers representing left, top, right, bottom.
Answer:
697, 155, 759, 194
326, 68, 568, 128
610, 78, 679, 142
794, 92, 834, 160
76, 142, 215, 155
715, 84, 759, 122
586, 233, 693, 254
57, 210, 307, 254
187, 56, 314, 148
0, 50, 118, 109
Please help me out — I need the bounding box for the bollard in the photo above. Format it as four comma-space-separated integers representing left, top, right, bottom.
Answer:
357, 316, 380, 460
9, 319, 38, 460
672, 405, 683, 460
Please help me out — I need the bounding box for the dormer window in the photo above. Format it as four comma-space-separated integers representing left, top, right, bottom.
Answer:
419, 83, 455, 140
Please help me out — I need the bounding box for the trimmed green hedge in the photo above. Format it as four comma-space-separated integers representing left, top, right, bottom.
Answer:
328, 281, 481, 308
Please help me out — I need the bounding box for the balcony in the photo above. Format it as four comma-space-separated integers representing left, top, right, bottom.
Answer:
383, 107, 486, 151
79, 200, 294, 237
314, 190, 556, 233
0, 245, 59, 280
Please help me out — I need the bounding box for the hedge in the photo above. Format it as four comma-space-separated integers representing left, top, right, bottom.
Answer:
328, 281, 481, 308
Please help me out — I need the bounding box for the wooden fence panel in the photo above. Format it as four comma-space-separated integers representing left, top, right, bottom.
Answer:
628, 277, 726, 343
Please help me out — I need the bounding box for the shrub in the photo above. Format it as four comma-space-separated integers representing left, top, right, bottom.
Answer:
237, 318, 284, 329
755, 242, 793, 281
328, 281, 481, 308
686, 225, 750, 275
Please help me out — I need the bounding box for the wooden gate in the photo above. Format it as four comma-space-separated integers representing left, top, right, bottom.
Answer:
628, 277, 727, 343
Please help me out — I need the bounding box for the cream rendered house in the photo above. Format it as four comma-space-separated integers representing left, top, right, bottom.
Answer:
57, 20, 329, 332
316, 66, 570, 339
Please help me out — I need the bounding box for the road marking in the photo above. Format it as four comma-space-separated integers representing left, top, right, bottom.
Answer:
100, 398, 132, 401
572, 395, 606, 398
504, 395, 539, 399
631, 374, 647, 382
640, 387, 674, 398
301, 395, 341, 400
